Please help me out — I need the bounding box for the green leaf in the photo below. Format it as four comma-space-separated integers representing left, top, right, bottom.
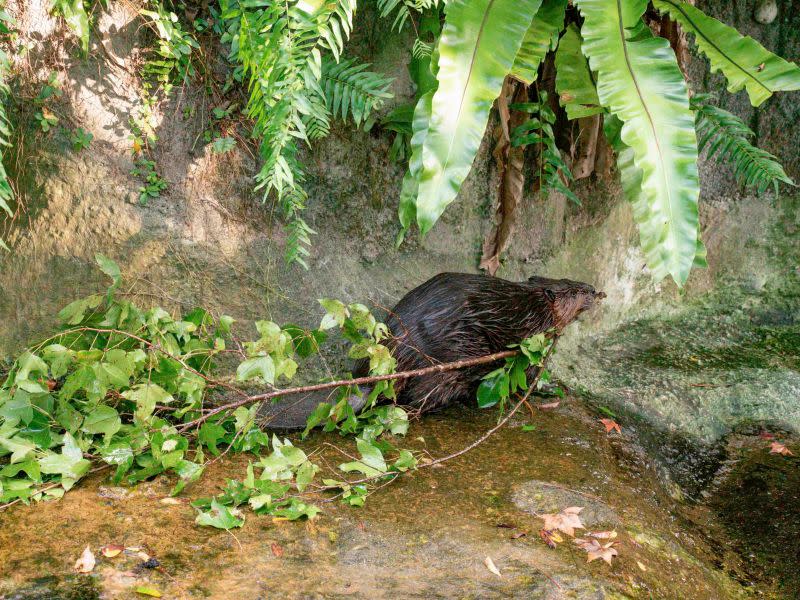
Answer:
236, 355, 275, 384
318, 298, 348, 330
575, 0, 700, 286
653, 0, 800, 107
52, 0, 90, 53
356, 438, 387, 472
414, 0, 544, 233
195, 499, 245, 529
95, 253, 121, 292
510, 0, 566, 84
38, 433, 91, 488
283, 324, 327, 359
42, 344, 74, 379
122, 383, 173, 422
320, 56, 394, 127
692, 96, 795, 194
397, 90, 434, 242
14, 352, 49, 383
81, 405, 121, 444
366, 344, 396, 376
0, 431, 37, 464
477, 371, 509, 408
58, 294, 102, 325
554, 24, 602, 120
198, 422, 227, 456
171, 460, 204, 495
0, 458, 41, 481
295, 460, 318, 492
339, 460, 382, 478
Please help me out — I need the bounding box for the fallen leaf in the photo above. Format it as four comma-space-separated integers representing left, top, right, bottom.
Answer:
484, 556, 501, 577
636, 560, 647, 572
770, 442, 794, 456
74, 546, 95, 573
135, 551, 151, 561
600, 418, 621, 434
588, 530, 617, 540
134, 586, 162, 597
538, 401, 560, 410
539, 529, 557, 548
100, 544, 125, 558
511, 531, 527, 539
539, 506, 585, 537
575, 537, 618, 565
495, 522, 516, 529
159, 497, 182, 505
271, 543, 284, 558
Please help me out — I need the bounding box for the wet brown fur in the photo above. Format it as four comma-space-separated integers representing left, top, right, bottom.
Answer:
355, 272, 605, 414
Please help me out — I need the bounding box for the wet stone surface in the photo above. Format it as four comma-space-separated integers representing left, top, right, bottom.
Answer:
0, 402, 759, 600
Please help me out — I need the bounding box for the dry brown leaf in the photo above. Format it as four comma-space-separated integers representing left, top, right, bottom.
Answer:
537, 401, 560, 410
539, 529, 557, 548
510, 531, 528, 540
271, 543, 284, 558
600, 418, 621, 434
588, 530, 617, 540
484, 556, 502, 577
480, 77, 528, 275
575, 537, 618, 565
100, 544, 125, 558
770, 442, 794, 456
74, 546, 96, 573
539, 506, 585, 537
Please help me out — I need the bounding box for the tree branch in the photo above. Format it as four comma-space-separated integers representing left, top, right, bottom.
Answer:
179, 348, 521, 432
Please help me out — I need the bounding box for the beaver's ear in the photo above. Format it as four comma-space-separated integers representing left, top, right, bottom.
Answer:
543, 288, 556, 303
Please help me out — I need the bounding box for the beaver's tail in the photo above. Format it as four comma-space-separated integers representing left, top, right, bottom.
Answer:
257, 386, 371, 430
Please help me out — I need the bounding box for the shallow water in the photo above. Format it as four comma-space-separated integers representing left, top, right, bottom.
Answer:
0, 397, 783, 600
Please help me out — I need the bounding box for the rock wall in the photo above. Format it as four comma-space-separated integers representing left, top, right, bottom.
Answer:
0, 1, 798, 454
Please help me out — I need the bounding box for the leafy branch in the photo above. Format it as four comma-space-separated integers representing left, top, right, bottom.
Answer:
0, 257, 554, 526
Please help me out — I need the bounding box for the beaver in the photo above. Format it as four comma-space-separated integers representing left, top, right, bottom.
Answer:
259, 272, 604, 429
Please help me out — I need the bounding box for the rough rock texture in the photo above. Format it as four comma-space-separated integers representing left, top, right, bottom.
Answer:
0, 1, 797, 478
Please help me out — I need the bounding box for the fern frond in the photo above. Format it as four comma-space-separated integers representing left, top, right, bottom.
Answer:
140, 3, 199, 93
692, 95, 795, 194
320, 57, 393, 127
510, 96, 580, 205
311, 0, 356, 62
377, 0, 439, 32
411, 38, 433, 59
0, 11, 14, 250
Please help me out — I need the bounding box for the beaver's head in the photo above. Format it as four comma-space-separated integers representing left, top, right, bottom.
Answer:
528, 276, 606, 329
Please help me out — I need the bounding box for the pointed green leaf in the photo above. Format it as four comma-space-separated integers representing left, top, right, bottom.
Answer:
554, 24, 602, 120
415, 0, 545, 233
653, 0, 800, 107
236, 355, 275, 384
195, 499, 245, 529
510, 0, 566, 84
575, 0, 699, 285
